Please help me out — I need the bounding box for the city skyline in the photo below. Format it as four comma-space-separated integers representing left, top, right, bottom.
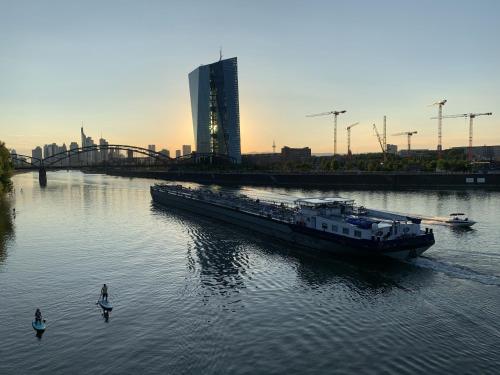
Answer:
15, 126, 179, 161
2, 1, 499, 156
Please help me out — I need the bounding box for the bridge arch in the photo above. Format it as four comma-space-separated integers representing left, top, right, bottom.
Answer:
11, 145, 238, 174
42, 144, 173, 167
10, 153, 42, 168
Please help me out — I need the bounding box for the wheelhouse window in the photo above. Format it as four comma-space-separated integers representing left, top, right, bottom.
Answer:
342, 228, 349, 235
332, 225, 338, 232
354, 230, 362, 238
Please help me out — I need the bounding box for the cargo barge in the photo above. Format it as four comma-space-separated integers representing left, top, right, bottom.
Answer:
151, 184, 435, 260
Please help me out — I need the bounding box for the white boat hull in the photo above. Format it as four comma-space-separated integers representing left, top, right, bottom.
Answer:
446, 220, 476, 227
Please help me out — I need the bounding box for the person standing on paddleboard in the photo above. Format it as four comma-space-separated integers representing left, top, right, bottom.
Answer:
101, 284, 109, 301
35, 309, 42, 324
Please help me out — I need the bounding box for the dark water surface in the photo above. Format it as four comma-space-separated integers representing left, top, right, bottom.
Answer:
1, 171, 499, 374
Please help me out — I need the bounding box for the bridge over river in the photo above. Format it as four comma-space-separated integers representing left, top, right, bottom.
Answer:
10, 144, 235, 186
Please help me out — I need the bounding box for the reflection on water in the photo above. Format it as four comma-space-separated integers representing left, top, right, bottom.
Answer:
153, 204, 248, 297
101, 308, 110, 322
0, 195, 14, 263
152, 203, 435, 298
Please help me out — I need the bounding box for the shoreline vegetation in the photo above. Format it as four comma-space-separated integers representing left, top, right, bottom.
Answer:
0, 141, 13, 193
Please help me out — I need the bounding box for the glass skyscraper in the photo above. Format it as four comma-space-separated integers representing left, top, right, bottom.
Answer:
188, 57, 241, 163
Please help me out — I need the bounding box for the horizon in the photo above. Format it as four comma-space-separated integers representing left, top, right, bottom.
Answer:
1, 0, 499, 156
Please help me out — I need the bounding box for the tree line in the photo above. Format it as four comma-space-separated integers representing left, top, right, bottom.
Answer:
0, 141, 13, 192
237, 149, 475, 173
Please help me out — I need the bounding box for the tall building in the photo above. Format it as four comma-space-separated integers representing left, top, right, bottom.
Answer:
188, 57, 241, 163
175, 149, 181, 158
60, 143, 68, 166
182, 145, 191, 156
32, 146, 42, 166
43, 144, 51, 159
387, 144, 398, 155
81, 127, 87, 150
69, 142, 79, 165
81, 127, 88, 163
148, 145, 156, 152
99, 138, 109, 163
159, 149, 170, 158
83, 137, 96, 164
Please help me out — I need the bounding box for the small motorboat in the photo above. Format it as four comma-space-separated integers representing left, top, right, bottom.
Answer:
446, 213, 476, 227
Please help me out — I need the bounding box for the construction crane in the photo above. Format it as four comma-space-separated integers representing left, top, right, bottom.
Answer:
431, 112, 493, 161
383, 115, 387, 152
393, 131, 418, 152
430, 99, 447, 158
346, 122, 359, 156
306, 110, 346, 156
373, 124, 387, 161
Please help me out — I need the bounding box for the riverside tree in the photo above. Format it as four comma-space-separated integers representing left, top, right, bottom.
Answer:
0, 141, 12, 192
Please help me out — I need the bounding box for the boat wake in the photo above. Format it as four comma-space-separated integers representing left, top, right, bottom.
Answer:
406, 256, 500, 286
421, 217, 451, 226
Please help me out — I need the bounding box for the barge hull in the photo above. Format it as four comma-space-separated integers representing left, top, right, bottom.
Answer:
151, 188, 433, 260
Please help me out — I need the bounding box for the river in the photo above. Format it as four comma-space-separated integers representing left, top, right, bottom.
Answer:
1, 171, 499, 374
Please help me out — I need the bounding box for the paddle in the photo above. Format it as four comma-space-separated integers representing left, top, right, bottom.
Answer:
95, 291, 102, 305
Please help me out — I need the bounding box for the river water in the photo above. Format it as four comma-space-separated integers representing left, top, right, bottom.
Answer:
1, 171, 499, 374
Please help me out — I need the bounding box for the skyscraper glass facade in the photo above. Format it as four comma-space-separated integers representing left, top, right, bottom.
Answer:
188, 57, 241, 163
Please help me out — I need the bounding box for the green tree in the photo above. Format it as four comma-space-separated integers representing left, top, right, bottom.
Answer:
0, 141, 13, 192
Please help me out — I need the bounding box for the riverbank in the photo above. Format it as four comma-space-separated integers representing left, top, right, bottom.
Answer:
93, 168, 500, 190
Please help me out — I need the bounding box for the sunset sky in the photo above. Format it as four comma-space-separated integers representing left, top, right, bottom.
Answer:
1, 0, 499, 156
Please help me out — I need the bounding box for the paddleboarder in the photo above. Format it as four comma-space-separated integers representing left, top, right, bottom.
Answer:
101, 284, 108, 301
34, 308, 42, 324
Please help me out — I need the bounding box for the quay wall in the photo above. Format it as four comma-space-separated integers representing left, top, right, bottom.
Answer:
100, 169, 500, 189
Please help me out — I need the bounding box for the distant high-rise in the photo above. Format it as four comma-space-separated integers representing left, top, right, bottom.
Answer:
159, 149, 170, 158
86, 137, 95, 163
387, 144, 398, 154
182, 145, 191, 156
81, 127, 90, 163
32, 146, 42, 166
81, 127, 87, 149
99, 138, 109, 162
188, 57, 241, 163
147, 144, 156, 161
175, 149, 181, 158
69, 142, 79, 165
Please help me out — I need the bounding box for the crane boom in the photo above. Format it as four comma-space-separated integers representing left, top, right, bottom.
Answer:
430, 114, 467, 119
430, 112, 493, 161
306, 110, 346, 156
392, 131, 417, 136
392, 131, 417, 152
306, 110, 346, 117
373, 124, 387, 162
373, 124, 385, 153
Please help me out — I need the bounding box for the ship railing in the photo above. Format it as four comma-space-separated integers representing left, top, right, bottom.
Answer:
155, 184, 297, 221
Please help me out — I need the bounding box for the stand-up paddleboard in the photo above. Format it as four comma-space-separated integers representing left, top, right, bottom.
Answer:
98, 299, 113, 311
32, 320, 46, 332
